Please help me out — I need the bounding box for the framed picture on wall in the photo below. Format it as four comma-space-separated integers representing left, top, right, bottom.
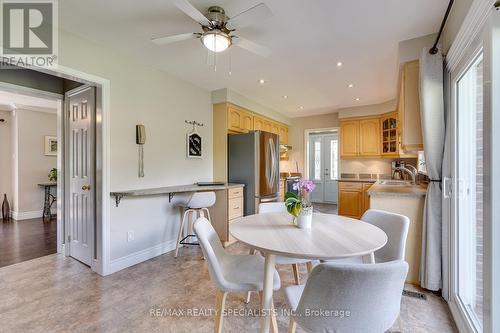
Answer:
44, 136, 57, 156
187, 131, 202, 159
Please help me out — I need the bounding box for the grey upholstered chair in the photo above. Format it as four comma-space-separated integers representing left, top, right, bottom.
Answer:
322, 209, 410, 265
193, 217, 280, 333
284, 260, 409, 333
362, 209, 410, 263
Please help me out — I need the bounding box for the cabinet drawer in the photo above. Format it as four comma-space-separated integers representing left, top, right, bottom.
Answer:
228, 187, 243, 199
338, 182, 362, 191
228, 197, 243, 220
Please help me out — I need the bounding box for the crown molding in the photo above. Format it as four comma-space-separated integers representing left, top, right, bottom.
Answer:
446, 0, 496, 71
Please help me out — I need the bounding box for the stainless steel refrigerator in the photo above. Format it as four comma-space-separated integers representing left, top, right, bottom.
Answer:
228, 131, 280, 216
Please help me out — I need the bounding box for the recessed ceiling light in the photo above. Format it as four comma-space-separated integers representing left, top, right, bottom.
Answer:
355, 97, 360, 101
348, 83, 354, 88
282, 95, 288, 99
337, 62, 343, 67
299, 106, 304, 110
259, 79, 265, 84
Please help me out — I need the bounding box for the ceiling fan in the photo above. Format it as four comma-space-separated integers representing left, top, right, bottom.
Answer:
152, 0, 272, 57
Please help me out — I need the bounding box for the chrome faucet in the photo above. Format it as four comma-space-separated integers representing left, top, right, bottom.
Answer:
395, 166, 417, 185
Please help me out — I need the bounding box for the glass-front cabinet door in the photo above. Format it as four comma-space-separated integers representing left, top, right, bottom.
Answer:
381, 113, 399, 156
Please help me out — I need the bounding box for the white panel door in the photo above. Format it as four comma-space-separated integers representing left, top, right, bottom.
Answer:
323, 134, 339, 203
66, 86, 95, 266
308, 133, 339, 204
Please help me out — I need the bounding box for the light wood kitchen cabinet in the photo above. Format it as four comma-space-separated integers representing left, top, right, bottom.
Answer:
340, 118, 380, 158
359, 118, 381, 156
340, 120, 359, 157
253, 116, 265, 131
338, 182, 363, 218
362, 183, 372, 214
338, 181, 373, 219
211, 185, 245, 247
279, 126, 288, 145
213, 102, 290, 181
398, 60, 423, 152
380, 112, 399, 157
227, 105, 253, 133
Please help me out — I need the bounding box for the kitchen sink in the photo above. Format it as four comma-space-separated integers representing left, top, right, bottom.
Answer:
378, 180, 414, 186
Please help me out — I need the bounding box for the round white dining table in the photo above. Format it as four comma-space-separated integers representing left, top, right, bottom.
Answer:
230, 212, 388, 333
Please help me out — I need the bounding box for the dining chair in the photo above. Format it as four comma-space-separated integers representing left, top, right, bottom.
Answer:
193, 216, 281, 333
245, 202, 314, 303
322, 209, 410, 265
284, 260, 409, 333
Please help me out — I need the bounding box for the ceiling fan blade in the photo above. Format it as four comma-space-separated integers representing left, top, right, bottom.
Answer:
229, 3, 272, 29
151, 33, 196, 45
234, 37, 271, 57
172, 0, 210, 26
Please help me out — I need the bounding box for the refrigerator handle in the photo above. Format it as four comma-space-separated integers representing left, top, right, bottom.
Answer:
269, 137, 277, 190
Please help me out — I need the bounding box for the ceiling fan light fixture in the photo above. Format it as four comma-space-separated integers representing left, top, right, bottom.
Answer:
201, 30, 231, 53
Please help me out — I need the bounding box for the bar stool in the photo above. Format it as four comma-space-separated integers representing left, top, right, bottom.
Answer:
172, 191, 216, 258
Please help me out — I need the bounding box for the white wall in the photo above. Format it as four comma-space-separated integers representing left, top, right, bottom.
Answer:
0, 110, 12, 208
281, 113, 340, 174
58, 30, 213, 267
11, 109, 57, 216
212, 88, 291, 124
337, 100, 397, 119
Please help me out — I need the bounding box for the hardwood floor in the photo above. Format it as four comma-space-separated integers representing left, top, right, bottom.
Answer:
0, 243, 458, 333
0, 218, 57, 268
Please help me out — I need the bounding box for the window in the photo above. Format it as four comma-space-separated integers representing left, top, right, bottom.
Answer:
330, 139, 339, 180
313, 140, 321, 180
456, 54, 484, 328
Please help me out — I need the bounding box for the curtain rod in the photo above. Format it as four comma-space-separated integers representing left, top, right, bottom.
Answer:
430, 0, 455, 55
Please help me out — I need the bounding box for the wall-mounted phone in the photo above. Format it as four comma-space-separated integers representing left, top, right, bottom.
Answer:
136, 125, 146, 177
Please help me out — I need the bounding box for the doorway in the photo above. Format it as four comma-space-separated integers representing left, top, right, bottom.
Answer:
306, 130, 340, 205
0, 65, 103, 270
0, 90, 60, 267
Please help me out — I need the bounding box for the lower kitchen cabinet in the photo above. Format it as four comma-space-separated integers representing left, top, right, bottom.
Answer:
210, 185, 244, 247
338, 181, 373, 219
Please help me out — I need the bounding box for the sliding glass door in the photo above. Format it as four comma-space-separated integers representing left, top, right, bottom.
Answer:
453, 52, 484, 330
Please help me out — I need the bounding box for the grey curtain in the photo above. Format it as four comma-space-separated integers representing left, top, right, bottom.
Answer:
419, 47, 445, 291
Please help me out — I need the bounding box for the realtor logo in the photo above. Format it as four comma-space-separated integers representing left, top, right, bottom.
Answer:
1, 0, 58, 67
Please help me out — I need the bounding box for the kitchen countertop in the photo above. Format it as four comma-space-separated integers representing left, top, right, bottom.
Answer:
367, 181, 427, 198
110, 183, 245, 206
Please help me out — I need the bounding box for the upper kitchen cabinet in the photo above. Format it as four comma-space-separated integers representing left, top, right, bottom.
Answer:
359, 118, 381, 156
381, 112, 399, 157
227, 105, 253, 133
279, 126, 288, 145
398, 60, 423, 152
213, 102, 290, 181
340, 117, 380, 158
340, 120, 359, 157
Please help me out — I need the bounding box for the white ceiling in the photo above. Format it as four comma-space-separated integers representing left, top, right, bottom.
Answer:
59, 0, 448, 117
0, 91, 58, 112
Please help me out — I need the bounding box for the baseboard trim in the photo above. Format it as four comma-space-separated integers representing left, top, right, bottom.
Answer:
11, 210, 43, 220
107, 240, 177, 275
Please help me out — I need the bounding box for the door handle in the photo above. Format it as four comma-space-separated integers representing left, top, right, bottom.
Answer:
82, 185, 91, 191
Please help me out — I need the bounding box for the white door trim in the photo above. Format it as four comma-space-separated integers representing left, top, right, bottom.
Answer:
304, 126, 340, 180
4, 64, 111, 276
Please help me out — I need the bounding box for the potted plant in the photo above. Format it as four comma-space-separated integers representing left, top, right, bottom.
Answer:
48, 168, 57, 182
284, 179, 316, 229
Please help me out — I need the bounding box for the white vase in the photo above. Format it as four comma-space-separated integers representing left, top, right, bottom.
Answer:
295, 206, 313, 229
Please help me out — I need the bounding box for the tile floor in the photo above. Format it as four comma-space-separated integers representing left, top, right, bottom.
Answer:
0, 243, 458, 333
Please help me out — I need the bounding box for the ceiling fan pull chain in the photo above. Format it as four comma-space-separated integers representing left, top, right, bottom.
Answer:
229, 49, 232, 76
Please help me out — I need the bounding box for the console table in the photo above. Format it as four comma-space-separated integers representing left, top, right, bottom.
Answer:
38, 183, 57, 222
